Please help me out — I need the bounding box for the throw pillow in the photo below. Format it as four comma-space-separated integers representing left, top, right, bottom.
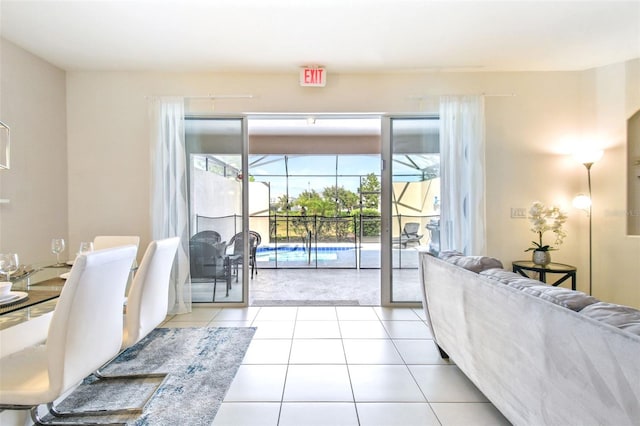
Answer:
480, 269, 544, 291
480, 268, 524, 282
449, 256, 503, 273
438, 250, 463, 260
521, 285, 599, 311
580, 302, 640, 336
504, 278, 543, 290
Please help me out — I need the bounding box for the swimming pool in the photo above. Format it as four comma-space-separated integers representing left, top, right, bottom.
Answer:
253, 243, 417, 269
256, 245, 355, 263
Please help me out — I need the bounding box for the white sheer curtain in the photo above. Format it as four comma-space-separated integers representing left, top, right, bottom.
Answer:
439, 95, 487, 255
150, 97, 191, 314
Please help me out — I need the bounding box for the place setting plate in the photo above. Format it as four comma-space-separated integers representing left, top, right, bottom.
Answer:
0, 291, 28, 306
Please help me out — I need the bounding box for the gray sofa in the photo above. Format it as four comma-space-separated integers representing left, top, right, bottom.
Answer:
419, 250, 640, 426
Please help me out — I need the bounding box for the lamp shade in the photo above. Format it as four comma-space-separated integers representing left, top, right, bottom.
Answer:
573, 194, 591, 210
573, 148, 603, 165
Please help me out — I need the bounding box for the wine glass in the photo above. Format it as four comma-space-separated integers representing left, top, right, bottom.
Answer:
77, 242, 94, 256
51, 238, 66, 267
0, 253, 19, 280
0, 255, 8, 281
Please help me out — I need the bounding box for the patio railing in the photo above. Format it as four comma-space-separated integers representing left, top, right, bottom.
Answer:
195, 213, 439, 269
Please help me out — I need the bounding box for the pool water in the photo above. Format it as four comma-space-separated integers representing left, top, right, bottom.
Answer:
256, 246, 354, 262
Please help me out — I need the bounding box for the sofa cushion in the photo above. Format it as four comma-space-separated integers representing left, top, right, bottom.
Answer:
439, 253, 503, 273
438, 250, 463, 260
479, 268, 547, 290
480, 268, 524, 282
520, 285, 598, 311
505, 278, 545, 290
452, 256, 503, 273
580, 302, 640, 336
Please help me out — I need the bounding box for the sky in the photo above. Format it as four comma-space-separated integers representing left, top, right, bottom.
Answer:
249, 154, 439, 200
249, 154, 381, 199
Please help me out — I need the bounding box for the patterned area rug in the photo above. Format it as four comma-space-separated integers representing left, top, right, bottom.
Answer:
43, 327, 255, 425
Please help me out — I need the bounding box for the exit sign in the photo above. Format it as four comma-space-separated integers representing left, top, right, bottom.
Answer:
300, 67, 326, 87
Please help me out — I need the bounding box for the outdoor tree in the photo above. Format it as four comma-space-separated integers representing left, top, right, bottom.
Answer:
294, 189, 333, 238
359, 173, 381, 210
322, 185, 359, 214
296, 189, 332, 215
274, 184, 377, 242
274, 194, 291, 213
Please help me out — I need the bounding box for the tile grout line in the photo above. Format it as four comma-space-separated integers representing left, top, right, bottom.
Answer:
197, 306, 504, 425
337, 310, 362, 426
275, 306, 299, 425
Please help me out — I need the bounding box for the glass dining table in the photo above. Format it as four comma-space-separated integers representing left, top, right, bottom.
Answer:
0, 263, 70, 331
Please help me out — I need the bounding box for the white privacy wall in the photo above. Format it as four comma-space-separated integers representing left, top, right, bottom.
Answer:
192, 168, 241, 242
193, 169, 240, 220
58, 59, 640, 308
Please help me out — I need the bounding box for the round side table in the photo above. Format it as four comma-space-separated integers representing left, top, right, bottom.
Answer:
512, 261, 576, 290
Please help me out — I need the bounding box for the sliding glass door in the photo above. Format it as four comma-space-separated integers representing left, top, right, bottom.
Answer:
183, 114, 439, 307
382, 116, 440, 305
185, 117, 249, 305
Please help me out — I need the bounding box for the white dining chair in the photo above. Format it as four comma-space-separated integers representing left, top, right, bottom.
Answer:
53, 237, 181, 418
92, 235, 141, 252
93, 235, 141, 294
0, 245, 137, 425
121, 237, 180, 348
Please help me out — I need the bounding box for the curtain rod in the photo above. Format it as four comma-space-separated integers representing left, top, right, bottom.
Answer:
187, 94, 255, 100
146, 94, 255, 100
408, 93, 516, 100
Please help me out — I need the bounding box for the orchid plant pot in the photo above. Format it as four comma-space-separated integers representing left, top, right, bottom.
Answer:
532, 250, 551, 266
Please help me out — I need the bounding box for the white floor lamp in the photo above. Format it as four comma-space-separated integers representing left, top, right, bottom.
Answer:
573, 149, 603, 296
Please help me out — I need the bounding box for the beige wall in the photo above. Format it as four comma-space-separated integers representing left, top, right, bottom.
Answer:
64, 67, 640, 307
2, 37, 638, 307
629, 109, 640, 235
586, 59, 640, 305
0, 38, 67, 262
64, 71, 589, 282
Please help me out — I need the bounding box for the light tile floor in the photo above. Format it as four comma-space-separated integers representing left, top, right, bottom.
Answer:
162, 306, 511, 426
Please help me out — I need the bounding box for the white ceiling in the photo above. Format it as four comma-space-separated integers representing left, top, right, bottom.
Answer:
1, 0, 639, 73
